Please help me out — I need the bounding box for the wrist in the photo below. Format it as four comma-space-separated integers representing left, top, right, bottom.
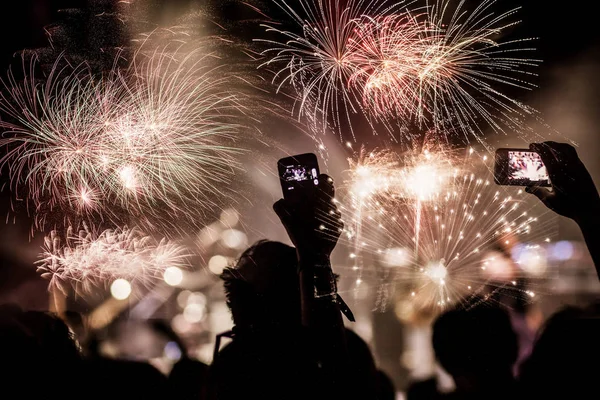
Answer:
297, 252, 331, 269
313, 272, 338, 298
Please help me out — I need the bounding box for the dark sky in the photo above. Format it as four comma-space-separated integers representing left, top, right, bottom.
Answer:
2, 0, 599, 79
0, 0, 599, 305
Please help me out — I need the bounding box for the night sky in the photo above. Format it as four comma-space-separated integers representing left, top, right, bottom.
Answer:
1, 0, 599, 305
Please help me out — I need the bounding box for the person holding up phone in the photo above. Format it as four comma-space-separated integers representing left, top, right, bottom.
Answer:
524, 141, 600, 279
274, 153, 357, 398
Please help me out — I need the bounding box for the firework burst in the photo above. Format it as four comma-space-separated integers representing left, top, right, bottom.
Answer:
0, 40, 246, 233
258, 0, 540, 144
257, 0, 403, 139
340, 147, 554, 311
375, 0, 540, 141
37, 224, 190, 296
347, 13, 429, 120
347, 146, 456, 203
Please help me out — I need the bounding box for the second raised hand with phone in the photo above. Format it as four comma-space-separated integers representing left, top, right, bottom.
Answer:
494, 148, 551, 187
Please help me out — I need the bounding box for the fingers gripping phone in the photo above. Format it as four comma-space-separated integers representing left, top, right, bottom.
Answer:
494, 148, 551, 187
278, 153, 320, 201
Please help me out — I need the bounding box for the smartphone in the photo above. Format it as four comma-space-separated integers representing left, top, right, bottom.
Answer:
494, 148, 551, 187
278, 153, 320, 200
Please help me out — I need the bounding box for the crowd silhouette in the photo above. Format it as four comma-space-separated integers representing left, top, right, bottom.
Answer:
1, 141, 600, 399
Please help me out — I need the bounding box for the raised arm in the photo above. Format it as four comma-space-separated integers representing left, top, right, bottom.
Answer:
273, 174, 345, 336
273, 174, 352, 395
526, 141, 600, 279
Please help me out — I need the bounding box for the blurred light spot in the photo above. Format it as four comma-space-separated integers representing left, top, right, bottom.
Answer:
177, 290, 192, 308
482, 251, 514, 280
164, 341, 182, 361
424, 261, 447, 284
187, 292, 207, 306
110, 279, 131, 300
163, 267, 183, 286
208, 255, 228, 274
552, 240, 574, 261
198, 224, 221, 248
183, 303, 205, 323
171, 314, 191, 334
381, 247, 412, 267
221, 229, 248, 249
119, 165, 137, 189
220, 208, 239, 226
513, 245, 547, 276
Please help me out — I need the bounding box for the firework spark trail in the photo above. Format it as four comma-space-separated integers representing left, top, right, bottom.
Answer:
37, 224, 190, 295
346, 146, 456, 256
341, 148, 554, 310
0, 40, 246, 232
101, 43, 243, 211
257, 0, 406, 139
258, 0, 540, 144
407, 0, 540, 142
348, 13, 431, 120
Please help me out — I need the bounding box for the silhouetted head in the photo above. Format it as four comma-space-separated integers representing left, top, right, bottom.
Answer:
0, 304, 81, 363
221, 240, 299, 331
432, 300, 518, 385
519, 304, 600, 398
0, 304, 82, 395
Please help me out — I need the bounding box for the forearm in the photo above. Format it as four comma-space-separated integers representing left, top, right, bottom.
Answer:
298, 255, 344, 330
577, 216, 600, 280
298, 254, 347, 360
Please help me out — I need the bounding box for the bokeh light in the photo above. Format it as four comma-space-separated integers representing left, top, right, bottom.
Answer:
163, 266, 184, 286
110, 279, 132, 300
208, 255, 229, 275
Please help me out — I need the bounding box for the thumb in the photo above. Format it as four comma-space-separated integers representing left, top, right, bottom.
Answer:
525, 185, 554, 205
273, 199, 293, 225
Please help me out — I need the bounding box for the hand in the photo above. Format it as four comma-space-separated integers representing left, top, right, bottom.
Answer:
273, 174, 343, 260
526, 141, 600, 224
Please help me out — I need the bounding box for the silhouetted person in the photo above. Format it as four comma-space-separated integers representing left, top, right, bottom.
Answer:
209, 174, 379, 399
208, 240, 322, 400
519, 304, 600, 399
0, 304, 83, 397
221, 240, 301, 335
431, 301, 518, 400
210, 240, 378, 399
